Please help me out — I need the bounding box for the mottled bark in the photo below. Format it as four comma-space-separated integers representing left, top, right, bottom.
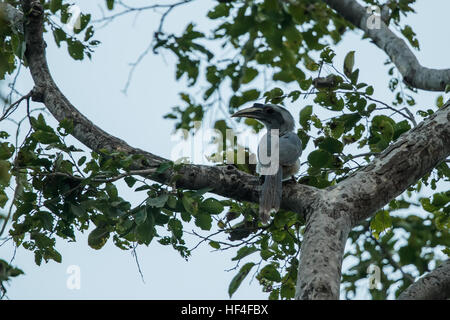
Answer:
295, 195, 352, 299
19, 0, 319, 216
398, 260, 450, 300
329, 100, 450, 226
324, 0, 450, 91
0, 2, 23, 33
295, 101, 450, 299
3, 0, 448, 300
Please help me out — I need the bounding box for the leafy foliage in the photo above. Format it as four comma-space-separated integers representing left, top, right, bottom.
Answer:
0, 0, 448, 300
0, 259, 23, 297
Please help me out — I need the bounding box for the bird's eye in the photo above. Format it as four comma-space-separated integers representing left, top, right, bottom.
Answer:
265, 108, 274, 114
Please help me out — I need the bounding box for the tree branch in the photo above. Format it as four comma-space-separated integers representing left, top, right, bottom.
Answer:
17, 0, 450, 301
398, 260, 450, 300
0, 2, 24, 33
19, 0, 320, 217
328, 102, 450, 227
295, 198, 352, 299
323, 0, 450, 91
296, 100, 450, 299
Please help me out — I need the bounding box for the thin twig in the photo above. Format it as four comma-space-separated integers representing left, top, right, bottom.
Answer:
0, 168, 22, 238
92, 0, 193, 24
132, 243, 146, 284
32, 167, 159, 184
0, 91, 32, 123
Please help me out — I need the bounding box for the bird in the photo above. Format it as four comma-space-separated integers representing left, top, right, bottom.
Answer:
232, 103, 302, 225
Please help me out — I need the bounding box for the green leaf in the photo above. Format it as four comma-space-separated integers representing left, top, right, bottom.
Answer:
34, 252, 42, 266
156, 162, 173, 174
57, 118, 73, 136
88, 227, 110, 250
299, 105, 313, 129
228, 262, 255, 297
401, 25, 419, 49
52, 28, 67, 48
350, 69, 359, 84
365, 86, 374, 95
280, 281, 296, 299
269, 288, 280, 300
264, 87, 284, 104
195, 212, 212, 231
147, 193, 169, 208
375, 118, 395, 141
31, 131, 60, 144
0, 142, 14, 160
207, 3, 230, 19
393, 120, 411, 140
370, 210, 392, 239
182, 194, 196, 214
153, 208, 170, 225
67, 39, 85, 60
0, 190, 8, 208
48, 248, 62, 263
209, 241, 221, 249
166, 195, 178, 209
70, 204, 85, 217
297, 129, 310, 150
0, 160, 11, 186
8, 267, 24, 277
344, 51, 355, 77
77, 156, 87, 166
420, 198, 437, 213
84, 26, 95, 42
318, 137, 344, 154
431, 192, 449, 207
135, 207, 147, 225
124, 176, 137, 188
242, 67, 258, 84
50, 0, 63, 13
168, 218, 183, 239
436, 95, 444, 108
136, 215, 155, 245
232, 246, 258, 261
260, 249, 274, 260
199, 198, 224, 215
308, 150, 333, 168
106, 0, 115, 10
339, 113, 362, 131
273, 210, 296, 228
259, 264, 281, 282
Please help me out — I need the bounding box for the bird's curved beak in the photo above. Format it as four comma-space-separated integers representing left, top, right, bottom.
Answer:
231, 105, 264, 119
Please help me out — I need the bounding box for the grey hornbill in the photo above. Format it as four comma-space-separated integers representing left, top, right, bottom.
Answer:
232, 103, 302, 224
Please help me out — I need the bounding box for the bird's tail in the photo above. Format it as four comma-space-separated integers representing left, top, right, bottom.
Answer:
259, 167, 283, 225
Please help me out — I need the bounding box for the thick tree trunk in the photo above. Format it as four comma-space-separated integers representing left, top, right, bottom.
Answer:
2, 0, 447, 300
295, 197, 352, 299
295, 100, 450, 299
324, 0, 450, 91
398, 260, 450, 300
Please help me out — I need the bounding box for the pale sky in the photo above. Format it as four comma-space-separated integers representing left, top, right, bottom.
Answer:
0, 0, 449, 299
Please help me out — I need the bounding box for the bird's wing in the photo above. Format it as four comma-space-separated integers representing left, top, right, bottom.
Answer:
279, 132, 302, 166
